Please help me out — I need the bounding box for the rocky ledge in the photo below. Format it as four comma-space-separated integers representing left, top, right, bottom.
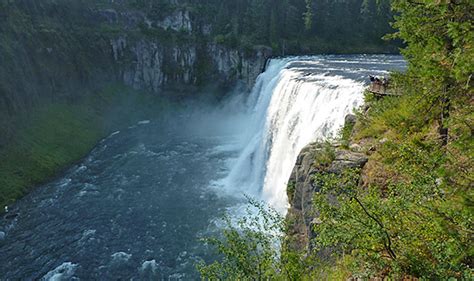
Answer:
285, 115, 368, 253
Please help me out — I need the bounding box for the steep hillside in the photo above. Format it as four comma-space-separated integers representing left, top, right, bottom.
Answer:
285, 1, 473, 278
0, 0, 272, 207
0, 0, 271, 120
0, 0, 398, 216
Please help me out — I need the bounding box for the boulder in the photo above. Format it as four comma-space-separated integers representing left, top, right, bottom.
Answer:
344, 114, 357, 127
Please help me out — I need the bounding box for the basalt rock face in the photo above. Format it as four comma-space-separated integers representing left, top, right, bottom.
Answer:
286, 119, 368, 253
110, 36, 271, 93
208, 44, 272, 89
104, 6, 271, 92
110, 37, 198, 92
0, 0, 271, 119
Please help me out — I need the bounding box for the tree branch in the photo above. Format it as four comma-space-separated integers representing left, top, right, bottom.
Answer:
352, 196, 397, 260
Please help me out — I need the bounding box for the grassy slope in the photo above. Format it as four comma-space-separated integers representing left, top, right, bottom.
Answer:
0, 84, 173, 209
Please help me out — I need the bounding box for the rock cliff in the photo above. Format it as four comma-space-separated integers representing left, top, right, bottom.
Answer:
104, 6, 271, 92
0, 0, 271, 121
286, 115, 368, 253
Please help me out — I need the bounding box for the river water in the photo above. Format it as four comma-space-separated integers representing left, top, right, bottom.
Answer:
0, 55, 405, 280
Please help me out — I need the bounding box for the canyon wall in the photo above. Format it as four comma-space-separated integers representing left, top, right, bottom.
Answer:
0, 0, 271, 119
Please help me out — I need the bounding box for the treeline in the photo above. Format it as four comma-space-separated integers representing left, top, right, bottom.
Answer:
127, 0, 397, 54
0, 0, 398, 56
204, 0, 395, 54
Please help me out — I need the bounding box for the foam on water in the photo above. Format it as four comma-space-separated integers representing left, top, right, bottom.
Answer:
41, 262, 79, 281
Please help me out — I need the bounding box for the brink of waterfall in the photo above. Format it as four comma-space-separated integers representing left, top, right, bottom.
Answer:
222, 55, 406, 213
0, 55, 406, 279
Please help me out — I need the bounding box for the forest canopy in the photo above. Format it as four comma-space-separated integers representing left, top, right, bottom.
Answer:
127, 0, 397, 54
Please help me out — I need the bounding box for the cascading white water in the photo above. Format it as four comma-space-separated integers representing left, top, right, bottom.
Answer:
1, 55, 405, 279
260, 63, 366, 212
223, 57, 368, 213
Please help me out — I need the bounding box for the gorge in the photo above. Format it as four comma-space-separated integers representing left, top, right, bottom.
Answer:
0, 55, 405, 279
1, 0, 470, 280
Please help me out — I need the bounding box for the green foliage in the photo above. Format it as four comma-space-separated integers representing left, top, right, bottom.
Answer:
312, 142, 336, 170
355, 91, 422, 140
287, 181, 296, 202
197, 198, 286, 280
197, 196, 360, 280
314, 1, 474, 279
340, 119, 355, 148
0, 104, 102, 205
313, 138, 473, 278
193, 0, 397, 54
387, 0, 473, 121
313, 169, 395, 277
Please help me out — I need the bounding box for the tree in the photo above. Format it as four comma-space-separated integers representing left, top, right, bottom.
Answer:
197, 198, 285, 280
389, 0, 473, 144
303, 0, 314, 30
311, 1, 473, 278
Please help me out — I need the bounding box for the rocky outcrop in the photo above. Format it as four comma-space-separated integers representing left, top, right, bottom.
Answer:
0, 0, 272, 125
156, 9, 193, 33
111, 37, 198, 92
286, 117, 368, 253
103, 5, 271, 92
110, 37, 270, 92
208, 44, 272, 89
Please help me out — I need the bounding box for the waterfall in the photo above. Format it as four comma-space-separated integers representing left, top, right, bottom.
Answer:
223, 56, 367, 213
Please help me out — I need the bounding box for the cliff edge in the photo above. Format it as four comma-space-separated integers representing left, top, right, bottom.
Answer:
285, 115, 368, 255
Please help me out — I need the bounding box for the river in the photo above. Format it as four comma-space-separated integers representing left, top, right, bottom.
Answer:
0, 55, 405, 280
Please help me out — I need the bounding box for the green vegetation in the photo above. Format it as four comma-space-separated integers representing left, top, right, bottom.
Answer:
199, 0, 473, 279
312, 1, 473, 278
287, 182, 296, 203
312, 142, 336, 170
197, 196, 359, 280
340, 119, 356, 148
0, 84, 173, 209
119, 0, 398, 54
191, 0, 397, 54
197, 199, 285, 280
